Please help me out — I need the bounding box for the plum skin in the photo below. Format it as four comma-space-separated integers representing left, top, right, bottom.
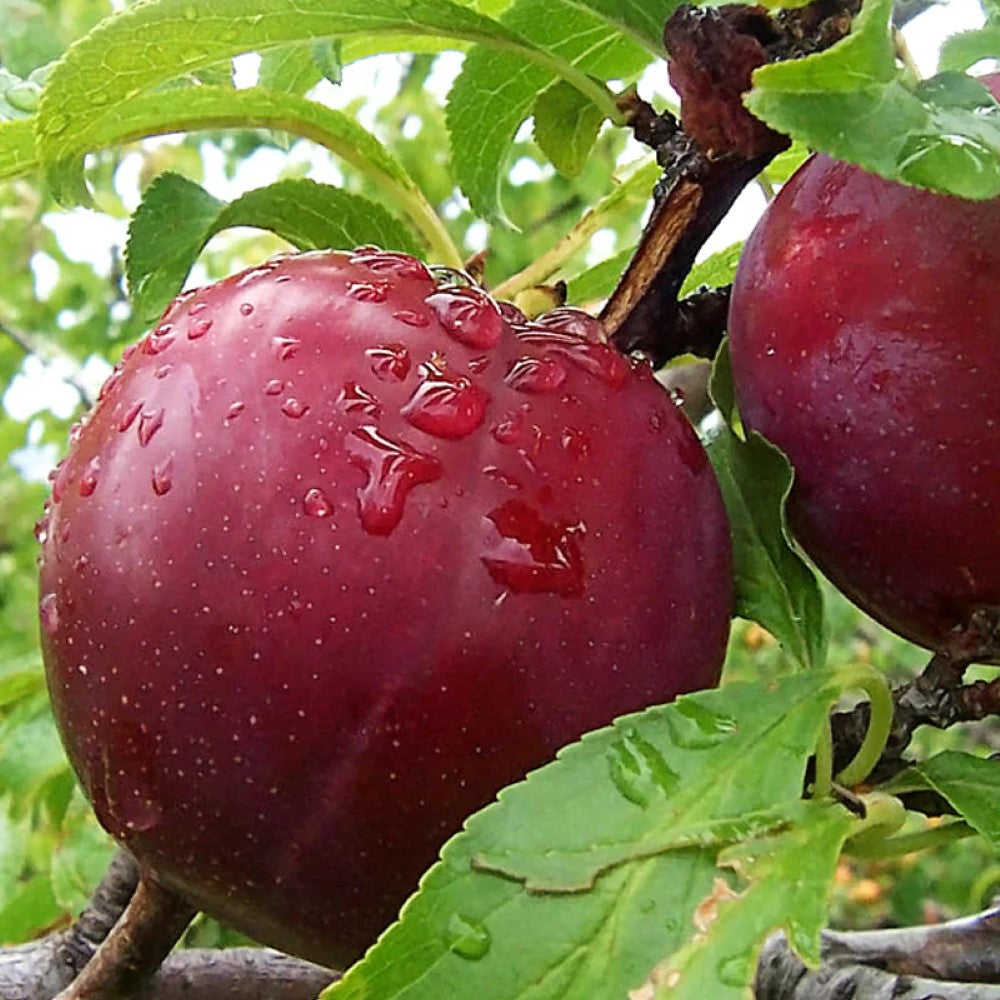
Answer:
38, 249, 732, 967
728, 151, 1000, 657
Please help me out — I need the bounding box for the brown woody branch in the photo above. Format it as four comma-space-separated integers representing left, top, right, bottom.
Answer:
0, 849, 336, 1000
757, 908, 1000, 999
603, 0, 860, 365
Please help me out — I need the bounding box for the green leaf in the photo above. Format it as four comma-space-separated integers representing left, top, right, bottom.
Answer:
0, 0, 62, 77
191, 59, 235, 88
0, 802, 30, 905
324, 671, 842, 1000
126, 173, 421, 323
746, 0, 1000, 199
647, 803, 853, 998
49, 800, 115, 913
565, 246, 633, 304
679, 243, 742, 297
0, 654, 46, 709
0, 696, 70, 803
890, 752, 1000, 849
706, 343, 827, 670
533, 80, 605, 177
938, 23, 1000, 73
0, 873, 60, 943
559, 0, 676, 55
0, 117, 37, 182
447, 0, 647, 220
37, 0, 617, 176
40, 81, 417, 198
34, 83, 460, 261
312, 39, 345, 86
258, 44, 324, 95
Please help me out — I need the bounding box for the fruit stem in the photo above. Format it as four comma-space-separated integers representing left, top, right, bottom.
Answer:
834, 664, 894, 788
812, 716, 834, 800
847, 818, 975, 860
491, 157, 660, 303
892, 26, 923, 85
54, 870, 196, 1000
391, 184, 465, 269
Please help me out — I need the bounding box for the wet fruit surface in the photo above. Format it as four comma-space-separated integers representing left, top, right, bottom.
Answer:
729, 133, 1000, 656
39, 249, 732, 966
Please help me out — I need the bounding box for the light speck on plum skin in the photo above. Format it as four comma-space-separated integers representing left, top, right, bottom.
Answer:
38, 248, 732, 968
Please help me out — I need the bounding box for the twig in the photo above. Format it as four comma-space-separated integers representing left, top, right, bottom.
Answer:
0, 846, 336, 1000
55, 871, 195, 1000
602, 0, 859, 364
756, 908, 1000, 999
131, 949, 336, 1000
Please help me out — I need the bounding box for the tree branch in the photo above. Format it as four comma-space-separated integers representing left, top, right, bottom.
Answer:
0, 848, 337, 1000
55, 871, 196, 1000
756, 908, 1000, 999
603, 0, 860, 365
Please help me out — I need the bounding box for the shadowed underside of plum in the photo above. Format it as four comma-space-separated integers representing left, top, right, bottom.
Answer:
38, 249, 732, 966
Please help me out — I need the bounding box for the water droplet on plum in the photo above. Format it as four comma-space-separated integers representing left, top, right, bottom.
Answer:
347, 282, 387, 303
534, 307, 607, 343
350, 250, 429, 280
152, 457, 174, 496
392, 310, 429, 328
367, 344, 411, 382
303, 487, 334, 518
226, 401, 246, 420
188, 317, 213, 339
144, 326, 176, 355
272, 336, 301, 361
118, 400, 143, 432
514, 328, 628, 388
345, 425, 442, 535
240, 302, 254, 316
560, 427, 590, 459
426, 286, 503, 349
504, 356, 567, 394
78, 456, 102, 497
39, 593, 59, 635
50, 460, 69, 503
281, 398, 309, 420
490, 410, 525, 446
138, 407, 165, 447
264, 379, 284, 396
155, 364, 173, 380
497, 301, 527, 324
338, 382, 382, 417
480, 499, 585, 596
482, 466, 521, 490
401, 374, 487, 440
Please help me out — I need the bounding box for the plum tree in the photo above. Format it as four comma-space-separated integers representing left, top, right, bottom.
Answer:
728, 77, 1000, 659
37, 248, 733, 967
